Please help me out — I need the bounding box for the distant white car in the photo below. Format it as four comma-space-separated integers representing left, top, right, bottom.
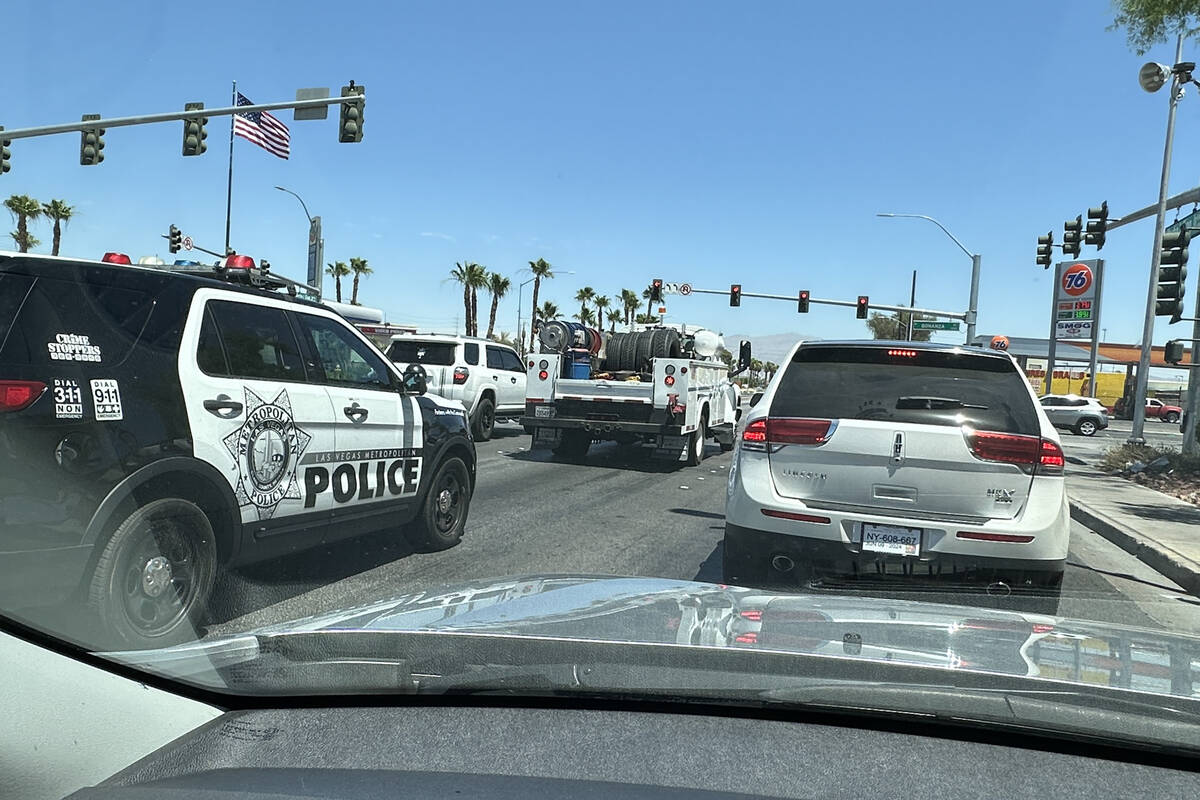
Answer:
723, 340, 1069, 594
386, 334, 527, 441
1038, 394, 1109, 437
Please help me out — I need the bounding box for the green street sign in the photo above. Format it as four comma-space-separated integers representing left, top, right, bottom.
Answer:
912, 320, 961, 331
1166, 208, 1200, 233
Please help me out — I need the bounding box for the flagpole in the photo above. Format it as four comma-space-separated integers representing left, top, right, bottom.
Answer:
224, 80, 236, 255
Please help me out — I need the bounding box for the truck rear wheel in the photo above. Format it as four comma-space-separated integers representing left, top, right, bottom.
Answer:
686, 411, 708, 466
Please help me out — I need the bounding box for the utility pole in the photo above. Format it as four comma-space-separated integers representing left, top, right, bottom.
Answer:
1131, 33, 1185, 444
907, 269, 917, 341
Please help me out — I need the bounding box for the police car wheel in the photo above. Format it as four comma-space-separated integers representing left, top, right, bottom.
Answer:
408, 457, 471, 551
89, 498, 217, 648
472, 397, 495, 441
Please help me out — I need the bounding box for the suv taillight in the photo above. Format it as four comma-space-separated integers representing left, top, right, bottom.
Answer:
741, 418, 835, 446
966, 429, 1064, 476
0, 380, 46, 413
453, 366, 469, 384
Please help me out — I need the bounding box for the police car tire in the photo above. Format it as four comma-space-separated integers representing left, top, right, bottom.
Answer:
408, 456, 471, 552
88, 497, 217, 649
472, 396, 495, 441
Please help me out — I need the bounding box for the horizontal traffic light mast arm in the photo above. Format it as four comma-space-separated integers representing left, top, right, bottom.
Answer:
1105, 185, 1200, 231
684, 287, 967, 320
0, 95, 365, 140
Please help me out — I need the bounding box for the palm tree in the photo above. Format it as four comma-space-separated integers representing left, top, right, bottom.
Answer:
41, 199, 73, 256
606, 308, 623, 332
594, 295, 610, 328
538, 300, 561, 321
325, 261, 351, 302
620, 289, 640, 326
5, 194, 41, 253
635, 312, 661, 324
447, 262, 473, 335
484, 272, 511, 339
574, 307, 596, 326
574, 286, 595, 324
348, 256, 373, 305
641, 286, 655, 317
527, 258, 554, 351
465, 263, 489, 336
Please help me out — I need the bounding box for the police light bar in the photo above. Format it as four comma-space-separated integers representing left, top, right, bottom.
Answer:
224, 254, 256, 270
101, 252, 132, 264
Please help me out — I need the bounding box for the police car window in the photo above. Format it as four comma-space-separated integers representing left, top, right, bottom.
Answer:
196, 307, 229, 375
463, 342, 479, 365
486, 346, 505, 369
500, 348, 523, 372
206, 300, 305, 381
297, 314, 391, 390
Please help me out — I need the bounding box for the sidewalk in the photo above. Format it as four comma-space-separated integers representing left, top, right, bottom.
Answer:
1066, 463, 1200, 596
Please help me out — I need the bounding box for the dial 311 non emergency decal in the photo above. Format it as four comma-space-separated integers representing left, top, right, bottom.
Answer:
223, 387, 312, 520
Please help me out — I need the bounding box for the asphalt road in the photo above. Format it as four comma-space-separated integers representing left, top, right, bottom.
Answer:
205, 423, 1200, 640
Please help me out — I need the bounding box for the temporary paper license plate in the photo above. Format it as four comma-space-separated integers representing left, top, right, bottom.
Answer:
861, 524, 922, 557
535, 405, 554, 418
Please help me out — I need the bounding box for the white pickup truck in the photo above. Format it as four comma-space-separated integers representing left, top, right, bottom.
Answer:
521, 324, 751, 464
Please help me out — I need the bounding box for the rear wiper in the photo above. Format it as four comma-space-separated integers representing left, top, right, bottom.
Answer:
896, 396, 988, 411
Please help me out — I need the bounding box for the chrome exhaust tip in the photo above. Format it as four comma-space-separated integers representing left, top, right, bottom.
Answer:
771, 555, 795, 573
986, 581, 1012, 597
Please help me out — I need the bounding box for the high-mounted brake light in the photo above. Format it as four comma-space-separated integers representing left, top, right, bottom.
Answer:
101, 252, 132, 264
224, 254, 255, 269
0, 380, 46, 413
887, 348, 917, 357
452, 366, 469, 385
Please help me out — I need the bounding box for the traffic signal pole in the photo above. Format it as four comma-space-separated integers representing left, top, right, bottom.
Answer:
1130, 33, 1184, 445
682, 286, 968, 321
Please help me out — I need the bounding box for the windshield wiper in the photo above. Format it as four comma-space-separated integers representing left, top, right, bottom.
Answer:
896, 396, 988, 411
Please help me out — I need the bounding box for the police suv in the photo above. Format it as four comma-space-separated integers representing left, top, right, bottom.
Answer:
0, 252, 476, 649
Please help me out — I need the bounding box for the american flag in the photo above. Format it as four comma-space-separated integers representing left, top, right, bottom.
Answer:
233, 92, 290, 159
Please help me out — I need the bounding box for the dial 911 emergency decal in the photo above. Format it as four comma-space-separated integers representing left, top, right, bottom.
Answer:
223, 387, 312, 520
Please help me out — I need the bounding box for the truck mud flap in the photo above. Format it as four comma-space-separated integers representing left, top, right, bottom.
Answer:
531, 427, 562, 449
653, 433, 688, 461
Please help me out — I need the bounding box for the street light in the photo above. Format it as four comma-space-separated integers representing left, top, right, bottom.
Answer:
1128, 36, 1192, 446
515, 269, 574, 354
876, 213, 981, 344
275, 185, 323, 297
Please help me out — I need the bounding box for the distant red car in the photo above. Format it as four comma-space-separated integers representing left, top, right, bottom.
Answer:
1145, 398, 1183, 424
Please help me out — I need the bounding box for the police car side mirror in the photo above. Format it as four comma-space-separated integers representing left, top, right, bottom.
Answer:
402, 364, 428, 395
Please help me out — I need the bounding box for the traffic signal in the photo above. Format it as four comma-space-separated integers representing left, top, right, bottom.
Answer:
1157, 228, 1190, 322
730, 284, 741, 307
1062, 215, 1082, 258
1164, 339, 1186, 365
182, 102, 208, 157
339, 82, 365, 143
856, 295, 869, 319
79, 114, 104, 166
168, 225, 182, 254
1036, 231, 1053, 269
797, 289, 810, 313
0, 127, 9, 176
1085, 201, 1108, 250
649, 278, 663, 303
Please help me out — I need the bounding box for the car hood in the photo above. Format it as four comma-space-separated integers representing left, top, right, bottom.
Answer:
107, 575, 1200, 700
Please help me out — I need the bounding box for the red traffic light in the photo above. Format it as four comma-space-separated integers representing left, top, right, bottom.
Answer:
798, 290, 810, 313
649, 278, 664, 303
856, 295, 869, 319
730, 284, 742, 307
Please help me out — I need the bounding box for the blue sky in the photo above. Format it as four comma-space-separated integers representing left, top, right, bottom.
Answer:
7, 0, 1199, 368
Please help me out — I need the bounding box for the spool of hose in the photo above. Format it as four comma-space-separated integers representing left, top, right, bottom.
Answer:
538, 320, 571, 352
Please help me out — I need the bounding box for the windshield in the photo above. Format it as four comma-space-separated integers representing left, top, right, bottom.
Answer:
7, 0, 1200, 764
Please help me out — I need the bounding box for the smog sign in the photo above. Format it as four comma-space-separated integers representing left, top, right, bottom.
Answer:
1053, 261, 1099, 340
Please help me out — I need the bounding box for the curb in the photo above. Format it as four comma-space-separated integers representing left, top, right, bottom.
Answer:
1069, 500, 1200, 597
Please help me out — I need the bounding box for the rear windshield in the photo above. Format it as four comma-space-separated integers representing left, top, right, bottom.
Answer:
386, 340, 457, 366
0, 274, 154, 367
771, 346, 1040, 435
